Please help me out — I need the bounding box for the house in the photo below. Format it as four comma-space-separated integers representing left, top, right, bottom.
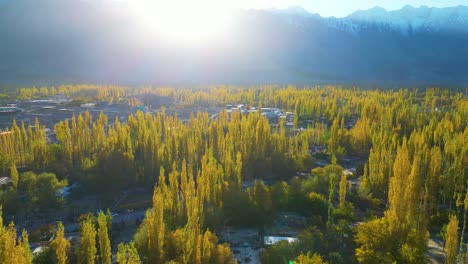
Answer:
264, 236, 298, 246
0, 106, 23, 115
80, 103, 96, 108
32, 246, 44, 255
343, 168, 355, 176
56, 183, 79, 198
0, 177, 11, 186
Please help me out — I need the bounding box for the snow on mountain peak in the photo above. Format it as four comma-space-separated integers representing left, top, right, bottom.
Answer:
269, 5, 468, 35
283, 6, 310, 16
348, 6, 393, 25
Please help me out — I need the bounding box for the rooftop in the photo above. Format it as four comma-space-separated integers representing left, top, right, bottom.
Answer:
0, 177, 11, 185
264, 236, 298, 246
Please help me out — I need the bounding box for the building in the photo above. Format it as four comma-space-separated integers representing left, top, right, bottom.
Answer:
56, 183, 79, 198
0, 177, 11, 186
263, 236, 298, 246
0, 106, 23, 115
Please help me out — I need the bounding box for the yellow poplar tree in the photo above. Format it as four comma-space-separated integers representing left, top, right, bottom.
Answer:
339, 172, 347, 208
445, 215, 458, 264
97, 211, 111, 264
145, 188, 165, 263
294, 252, 328, 264
51, 222, 70, 264
116, 242, 140, 264
9, 164, 19, 189
79, 217, 97, 264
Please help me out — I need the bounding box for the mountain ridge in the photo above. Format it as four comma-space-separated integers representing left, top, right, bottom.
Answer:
0, 1, 467, 86
269, 4, 468, 35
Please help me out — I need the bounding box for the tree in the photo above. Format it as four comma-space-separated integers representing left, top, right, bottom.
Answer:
355, 218, 394, 264
138, 188, 165, 263
260, 240, 297, 264
297, 226, 326, 256
270, 181, 289, 211
79, 217, 97, 264
51, 222, 70, 264
339, 172, 347, 208
97, 211, 111, 264
459, 186, 468, 259
19, 229, 32, 264
356, 138, 428, 264
294, 252, 328, 264
19, 172, 68, 211
0, 207, 33, 264
116, 243, 127, 264
445, 215, 458, 264
327, 157, 338, 227
387, 138, 411, 231
9, 164, 18, 189
249, 180, 272, 226
116, 242, 140, 264
306, 192, 329, 222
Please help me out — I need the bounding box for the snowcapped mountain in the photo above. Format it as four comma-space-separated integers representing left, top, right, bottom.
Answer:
269, 5, 468, 35
0, 1, 468, 85
266, 6, 321, 31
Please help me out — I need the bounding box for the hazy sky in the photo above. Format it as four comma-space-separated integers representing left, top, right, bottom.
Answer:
115, 0, 468, 17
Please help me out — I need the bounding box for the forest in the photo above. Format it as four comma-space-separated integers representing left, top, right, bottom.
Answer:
0, 85, 466, 264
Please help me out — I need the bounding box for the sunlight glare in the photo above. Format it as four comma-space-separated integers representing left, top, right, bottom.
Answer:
132, 0, 231, 42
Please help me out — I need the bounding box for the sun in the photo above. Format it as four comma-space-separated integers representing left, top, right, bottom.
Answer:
131, 0, 231, 42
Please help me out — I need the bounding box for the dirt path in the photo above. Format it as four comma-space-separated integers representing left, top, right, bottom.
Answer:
427, 237, 445, 264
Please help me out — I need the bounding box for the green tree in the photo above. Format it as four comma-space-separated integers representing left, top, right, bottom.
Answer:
270, 181, 289, 211
19, 172, 67, 211
249, 180, 272, 226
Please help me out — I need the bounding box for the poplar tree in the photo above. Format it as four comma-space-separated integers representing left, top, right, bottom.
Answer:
145, 189, 165, 263
445, 215, 458, 264
387, 138, 411, 231
339, 172, 347, 208
459, 187, 468, 259
9, 164, 18, 189
79, 217, 97, 264
116, 243, 126, 264
294, 252, 328, 264
51, 222, 70, 264
117, 242, 140, 264
19, 229, 32, 264
0, 208, 32, 264
97, 211, 111, 264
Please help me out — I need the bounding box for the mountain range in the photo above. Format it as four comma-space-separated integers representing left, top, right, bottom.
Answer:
274, 5, 468, 34
1, 0, 468, 86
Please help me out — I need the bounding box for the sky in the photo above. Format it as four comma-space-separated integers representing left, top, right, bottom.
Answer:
113, 0, 468, 17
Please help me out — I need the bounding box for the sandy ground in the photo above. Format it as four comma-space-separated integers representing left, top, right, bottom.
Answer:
427, 237, 445, 264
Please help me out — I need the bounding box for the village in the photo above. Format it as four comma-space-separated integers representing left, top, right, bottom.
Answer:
0, 95, 368, 263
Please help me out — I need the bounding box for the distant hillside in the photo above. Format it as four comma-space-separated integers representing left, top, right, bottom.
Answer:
1, 0, 468, 86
